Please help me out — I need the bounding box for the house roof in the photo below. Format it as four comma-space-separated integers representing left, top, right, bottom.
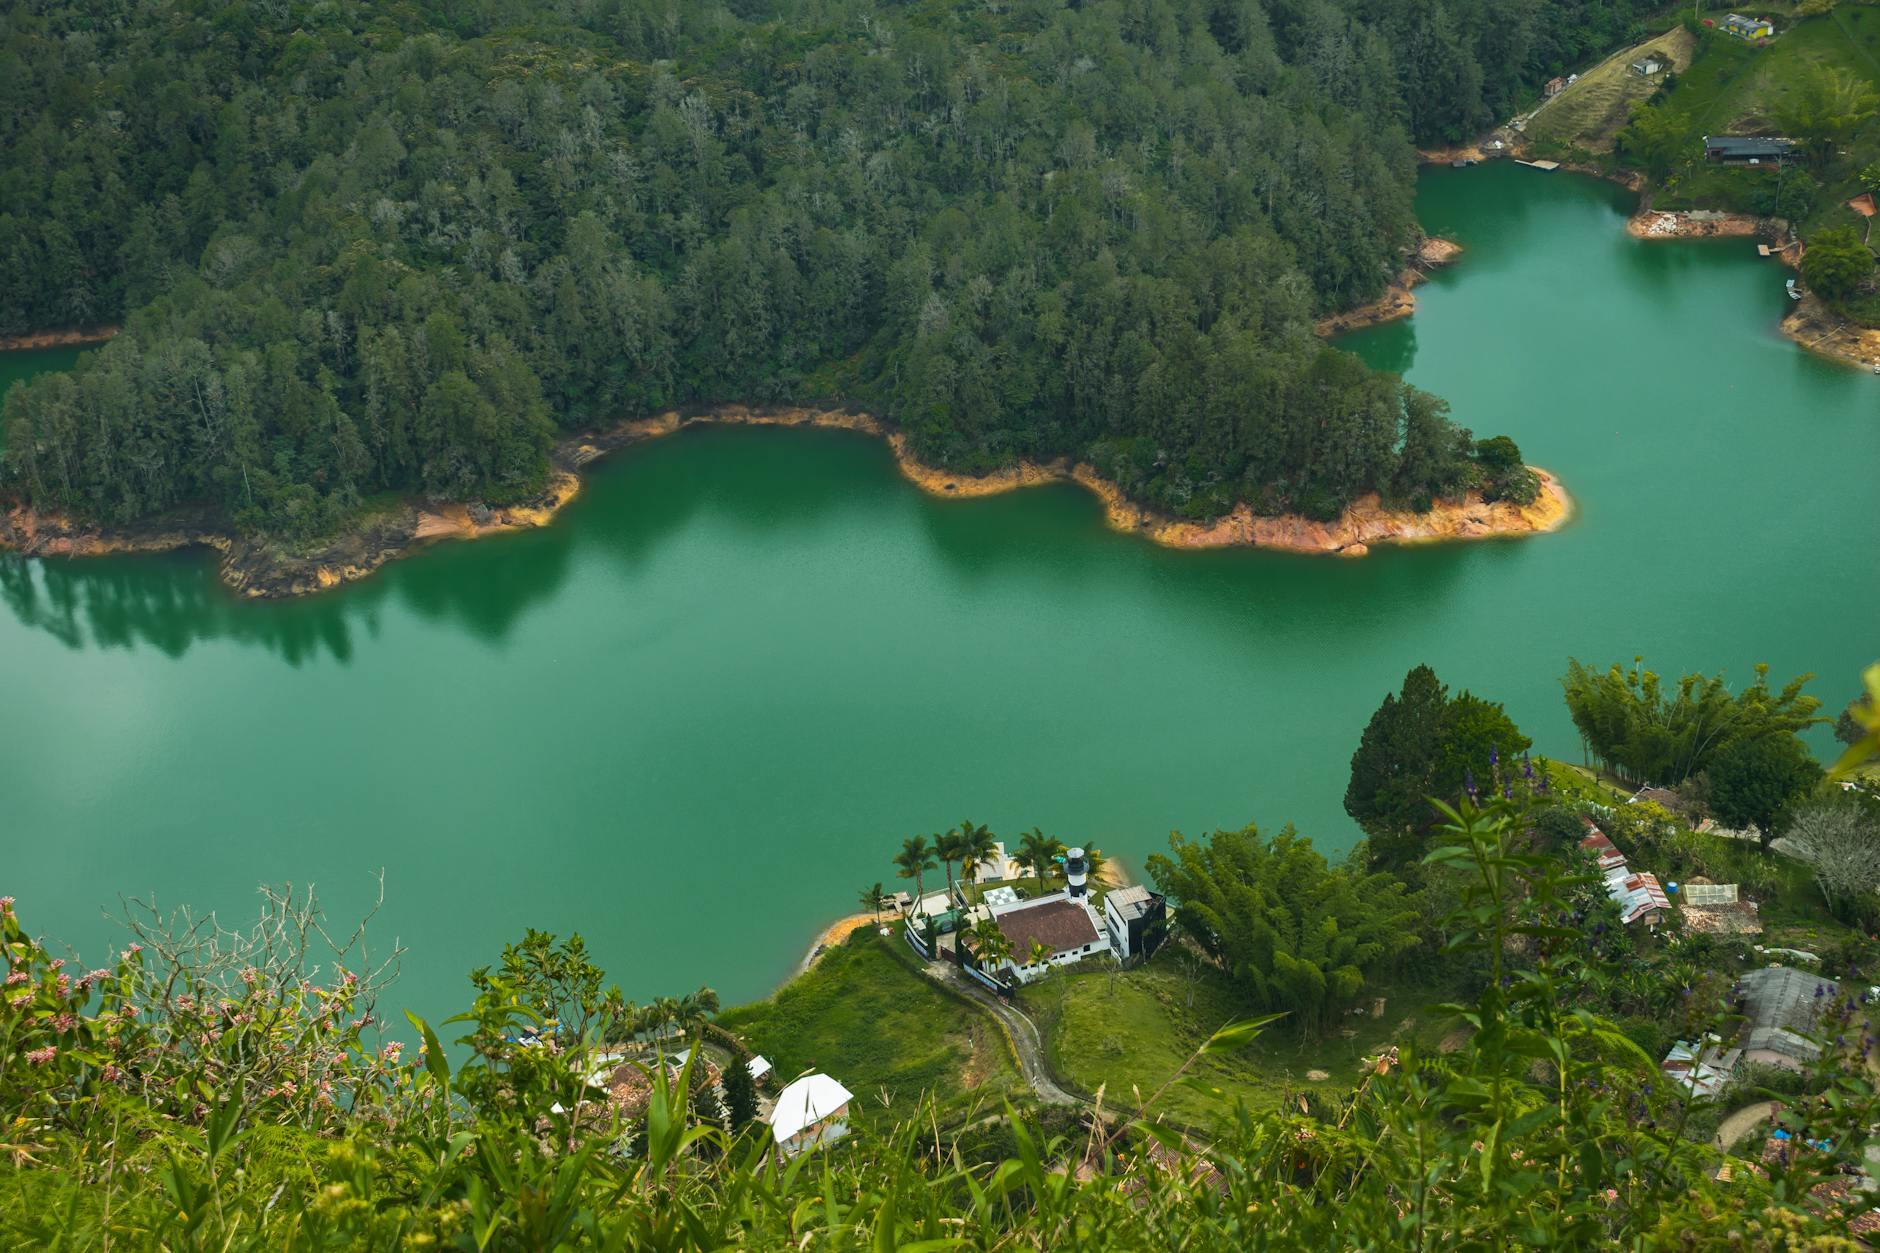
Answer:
1739, 965, 1840, 1039
1723, 13, 1770, 29
1104, 884, 1160, 923
770, 1073, 854, 1142
1605, 868, 1670, 924
1743, 1025, 1822, 1063
746, 1054, 772, 1080
1705, 134, 1794, 156
1661, 1040, 1741, 1099
995, 896, 1099, 960
1580, 829, 1628, 873
1680, 882, 1739, 906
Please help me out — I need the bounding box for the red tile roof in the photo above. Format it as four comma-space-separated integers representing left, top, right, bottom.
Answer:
997, 898, 1099, 961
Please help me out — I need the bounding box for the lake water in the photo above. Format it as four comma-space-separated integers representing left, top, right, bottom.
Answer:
4, 164, 1876, 1022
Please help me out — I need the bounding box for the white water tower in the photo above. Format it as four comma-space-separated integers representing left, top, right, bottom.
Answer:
1064, 847, 1088, 898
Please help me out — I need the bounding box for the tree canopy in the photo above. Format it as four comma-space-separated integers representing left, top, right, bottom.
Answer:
1144, 823, 1419, 1033
1345, 664, 1530, 870
0, 0, 1620, 537
1560, 658, 1821, 786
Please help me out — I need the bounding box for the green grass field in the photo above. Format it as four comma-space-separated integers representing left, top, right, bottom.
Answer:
717, 929, 1019, 1122
1016, 953, 1462, 1128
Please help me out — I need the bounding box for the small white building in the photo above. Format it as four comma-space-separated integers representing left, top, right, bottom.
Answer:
975, 890, 1110, 985
745, 1054, 772, 1084
1102, 884, 1167, 961
770, 1073, 854, 1155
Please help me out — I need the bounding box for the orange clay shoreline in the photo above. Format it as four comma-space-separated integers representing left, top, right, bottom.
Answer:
1, 405, 1573, 599
0, 325, 121, 351
1314, 237, 1465, 336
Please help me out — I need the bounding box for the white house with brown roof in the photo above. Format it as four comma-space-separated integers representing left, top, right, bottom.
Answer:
977, 890, 1110, 985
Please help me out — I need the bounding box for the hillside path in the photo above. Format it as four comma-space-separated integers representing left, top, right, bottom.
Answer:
917, 959, 1085, 1109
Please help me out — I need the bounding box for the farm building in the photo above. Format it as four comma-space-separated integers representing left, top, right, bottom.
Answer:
1630, 54, 1666, 76
1721, 14, 1774, 40
1703, 135, 1797, 164
1544, 76, 1567, 97
1580, 821, 1670, 926
1606, 869, 1671, 926
1735, 966, 1840, 1073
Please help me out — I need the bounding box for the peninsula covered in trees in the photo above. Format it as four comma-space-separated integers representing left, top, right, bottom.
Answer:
0, 0, 1631, 546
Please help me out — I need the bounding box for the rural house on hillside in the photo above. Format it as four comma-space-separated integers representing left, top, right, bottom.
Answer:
1721, 13, 1774, 40
1703, 135, 1797, 165
1736, 966, 1840, 1073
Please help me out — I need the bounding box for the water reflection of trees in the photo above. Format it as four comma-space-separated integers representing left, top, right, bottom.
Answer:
0, 520, 579, 662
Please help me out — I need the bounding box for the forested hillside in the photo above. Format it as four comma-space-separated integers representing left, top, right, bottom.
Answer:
1, 0, 1655, 536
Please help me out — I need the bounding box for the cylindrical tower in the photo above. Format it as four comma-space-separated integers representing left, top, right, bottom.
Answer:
1064, 847, 1088, 897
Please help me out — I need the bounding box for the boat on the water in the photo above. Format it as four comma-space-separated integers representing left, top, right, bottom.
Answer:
1786, 278, 1803, 301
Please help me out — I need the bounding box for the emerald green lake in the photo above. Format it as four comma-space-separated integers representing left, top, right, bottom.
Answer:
4, 164, 1876, 1022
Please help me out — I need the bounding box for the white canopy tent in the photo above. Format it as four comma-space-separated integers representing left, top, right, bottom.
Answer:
770, 1073, 854, 1149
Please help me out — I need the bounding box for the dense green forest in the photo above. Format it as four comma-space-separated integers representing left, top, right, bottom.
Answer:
1, 0, 1657, 536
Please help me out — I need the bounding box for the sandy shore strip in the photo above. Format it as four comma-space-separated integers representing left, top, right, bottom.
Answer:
2, 405, 1574, 598
794, 912, 887, 975
0, 325, 120, 351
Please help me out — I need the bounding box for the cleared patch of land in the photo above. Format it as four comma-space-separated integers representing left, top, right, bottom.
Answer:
717, 929, 1019, 1121
1527, 27, 1698, 151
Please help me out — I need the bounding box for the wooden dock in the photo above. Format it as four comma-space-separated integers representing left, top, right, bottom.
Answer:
1516, 159, 1561, 171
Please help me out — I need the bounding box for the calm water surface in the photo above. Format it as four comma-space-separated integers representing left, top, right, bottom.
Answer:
4, 165, 1876, 1020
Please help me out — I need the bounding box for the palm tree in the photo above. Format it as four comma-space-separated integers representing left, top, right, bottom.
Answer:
893, 835, 938, 905
648, 995, 684, 1046
858, 882, 889, 923
967, 917, 1013, 972
676, 986, 719, 1040
1025, 939, 1054, 976
935, 828, 967, 904
1015, 827, 1066, 895
956, 820, 997, 902
1082, 845, 1107, 887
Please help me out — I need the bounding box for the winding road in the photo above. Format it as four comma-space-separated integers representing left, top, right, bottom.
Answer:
915, 959, 1084, 1108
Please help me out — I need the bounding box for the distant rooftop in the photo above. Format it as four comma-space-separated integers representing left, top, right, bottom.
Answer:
1704, 134, 1794, 156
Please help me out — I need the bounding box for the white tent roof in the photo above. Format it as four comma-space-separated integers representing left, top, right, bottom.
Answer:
746, 1054, 772, 1080
770, 1073, 853, 1142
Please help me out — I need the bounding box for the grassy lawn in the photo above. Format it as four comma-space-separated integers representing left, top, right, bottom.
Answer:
1016, 953, 1463, 1129
717, 929, 1019, 1123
